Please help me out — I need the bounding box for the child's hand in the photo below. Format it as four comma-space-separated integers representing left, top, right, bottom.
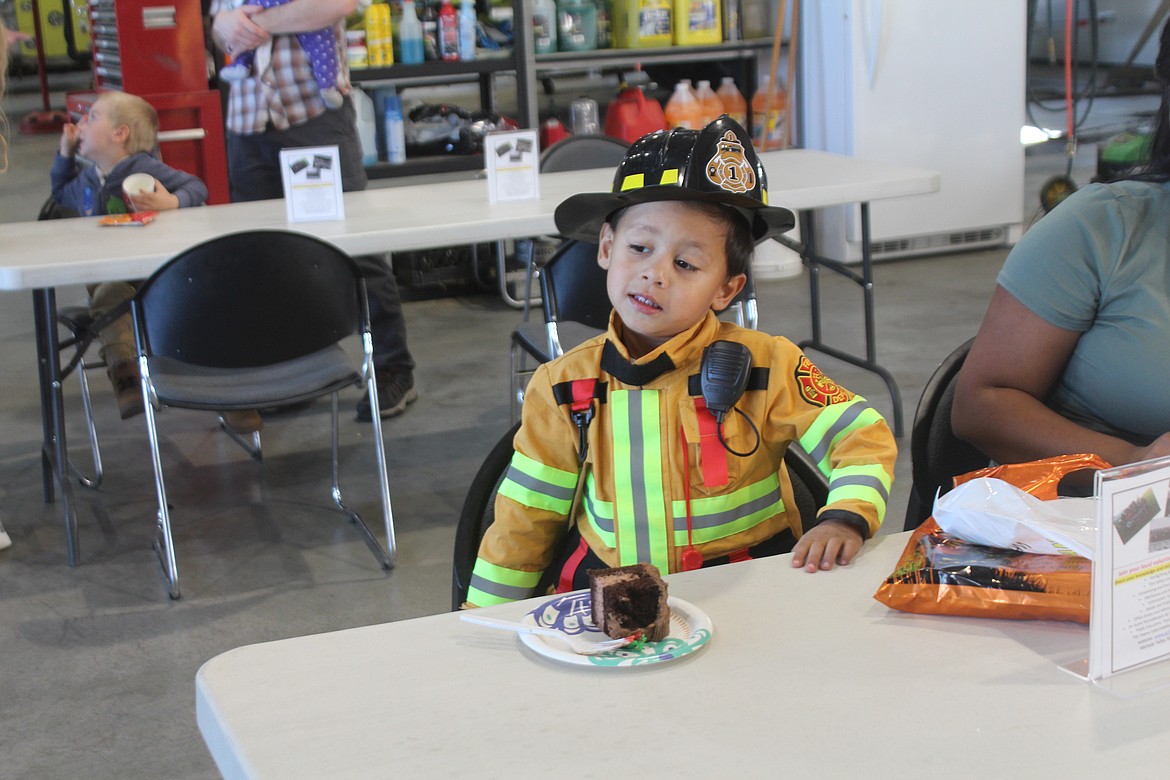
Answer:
59, 123, 80, 157
127, 179, 181, 211
790, 519, 864, 573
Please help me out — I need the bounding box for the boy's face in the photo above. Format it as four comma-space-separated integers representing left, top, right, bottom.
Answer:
77, 98, 127, 165
598, 201, 746, 358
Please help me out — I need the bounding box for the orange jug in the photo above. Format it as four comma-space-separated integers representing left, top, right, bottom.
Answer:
664, 80, 702, 130
716, 76, 747, 127
695, 79, 723, 125
751, 78, 788, 150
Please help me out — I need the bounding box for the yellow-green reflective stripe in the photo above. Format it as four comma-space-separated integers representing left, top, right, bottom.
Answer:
798, 397, 884, 475
659, 168, 679, 185
582, 472, 616, 547
620, 173, 645, 191
611, 390, 670, 569
827, 465, 891, 520
468, 558, 542, 604
497, 451, 576, 514
670, 474, 784, 544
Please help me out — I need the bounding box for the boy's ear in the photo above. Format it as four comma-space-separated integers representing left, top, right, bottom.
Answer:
596, 223, 614, 270
711, 273, 747, 312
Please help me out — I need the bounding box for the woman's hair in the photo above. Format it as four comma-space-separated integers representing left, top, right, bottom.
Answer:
1128, 17, 1170, 182
99, 91, 160, 156
607, 201, 755, 279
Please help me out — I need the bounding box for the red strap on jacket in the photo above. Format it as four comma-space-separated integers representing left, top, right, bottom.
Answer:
694, 397, 729, 488
558, 536, 590, 593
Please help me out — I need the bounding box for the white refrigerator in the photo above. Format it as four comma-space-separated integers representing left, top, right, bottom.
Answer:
798, 0, 1026, 262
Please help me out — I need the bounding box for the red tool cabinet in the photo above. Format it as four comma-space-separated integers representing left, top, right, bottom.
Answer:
86, 0, 230, 204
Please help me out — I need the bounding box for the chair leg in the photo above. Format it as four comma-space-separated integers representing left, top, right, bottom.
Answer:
330, 392, 396, 569
67, 358, 104, 489
219, 416, 263, 461
142, 399, 180, 599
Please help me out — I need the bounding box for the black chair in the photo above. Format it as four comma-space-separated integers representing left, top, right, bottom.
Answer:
903, 337, 989, 530
452, 421, 829, 610
132, 230, 397, 598
508, 238, 760, 420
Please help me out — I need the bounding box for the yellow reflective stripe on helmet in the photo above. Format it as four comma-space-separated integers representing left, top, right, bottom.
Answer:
659, 168, 680, 185
762, 187, 768, 205
610, 390, 671, 570
468, 558, 543, 605
670, 472, 784, 545
827, 463, 891, 520
497, 450, 577, 514
620, 173, 646, 191
798, 396, 884, 476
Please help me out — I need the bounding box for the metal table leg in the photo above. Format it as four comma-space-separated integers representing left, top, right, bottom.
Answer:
32, 287, 80, 565
794, 203, 904, 437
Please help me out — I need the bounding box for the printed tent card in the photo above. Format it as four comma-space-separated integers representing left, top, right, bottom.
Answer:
1071, 455, 1170, 694
485, 129, 540, 204
279, 145, 346, 223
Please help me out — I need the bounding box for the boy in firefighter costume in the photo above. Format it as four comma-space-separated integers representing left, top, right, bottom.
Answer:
466, 117, 896, 607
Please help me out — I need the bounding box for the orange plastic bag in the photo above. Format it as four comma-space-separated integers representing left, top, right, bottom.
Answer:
873, 454, 1110, 623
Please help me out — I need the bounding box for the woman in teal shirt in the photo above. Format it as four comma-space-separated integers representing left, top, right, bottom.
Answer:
953, 16, 1170, 468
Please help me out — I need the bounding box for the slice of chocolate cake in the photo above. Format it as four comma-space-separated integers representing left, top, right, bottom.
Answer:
588, 563, 670, 641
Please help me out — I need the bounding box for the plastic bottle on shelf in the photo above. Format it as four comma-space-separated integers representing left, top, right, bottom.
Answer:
751, 77, 788, 151
384, 93, 407, 165
420, 0, 440, 60
557, 0, 598, 52
695, 79, 723, 124
594, 0, 612, 49
398, 0, 425, 64
664, 80, 702, 130
716, 76, 747, 126
438, 0, 459, 60
459, 0, 477, 61
614, 0, 672, 48
533, 0, 558, 54
673, 0, 721, 45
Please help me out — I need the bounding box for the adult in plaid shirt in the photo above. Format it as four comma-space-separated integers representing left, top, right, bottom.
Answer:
210, 0, 418, 421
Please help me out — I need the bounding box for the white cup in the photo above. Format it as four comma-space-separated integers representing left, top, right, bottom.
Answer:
122, 172, 155, 210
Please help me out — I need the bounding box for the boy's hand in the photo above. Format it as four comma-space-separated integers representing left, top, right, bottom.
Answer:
127, 179, 181, 211
790, 519, 864, 573
59, 123, 80, 157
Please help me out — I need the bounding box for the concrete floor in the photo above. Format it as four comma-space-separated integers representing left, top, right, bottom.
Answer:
0, 66, 1159, 777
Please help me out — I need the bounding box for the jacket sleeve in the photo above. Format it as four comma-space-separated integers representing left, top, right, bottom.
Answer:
768, 342, 897, 538
50, 153, 84, 210
465, 363, 583, 608
146, 159, 209, 208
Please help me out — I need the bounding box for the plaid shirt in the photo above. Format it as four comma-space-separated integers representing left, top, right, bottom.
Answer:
211, 1, 351, 135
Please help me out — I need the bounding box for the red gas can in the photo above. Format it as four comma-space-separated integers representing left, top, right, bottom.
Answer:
603, 85, 666, 144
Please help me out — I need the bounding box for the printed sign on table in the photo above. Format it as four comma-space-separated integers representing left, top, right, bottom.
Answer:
485, 129, 540, 204
1086, 456, 1170, 690
279, 145, 345, 223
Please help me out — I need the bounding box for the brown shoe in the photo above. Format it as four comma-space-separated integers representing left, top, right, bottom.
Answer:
220, 409, 263, 435
107, 360, 143, 420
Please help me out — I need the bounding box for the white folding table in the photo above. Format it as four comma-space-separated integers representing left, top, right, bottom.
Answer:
0, 150, 938, 567
195, 531, 1168, 779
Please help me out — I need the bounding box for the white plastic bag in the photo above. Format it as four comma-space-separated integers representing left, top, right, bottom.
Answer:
932, 477, 1097, 559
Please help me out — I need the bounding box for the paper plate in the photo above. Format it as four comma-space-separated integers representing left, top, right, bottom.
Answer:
521, 592, 712, 668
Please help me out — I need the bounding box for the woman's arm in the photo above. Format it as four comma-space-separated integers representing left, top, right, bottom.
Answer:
952, 285, 1167, 467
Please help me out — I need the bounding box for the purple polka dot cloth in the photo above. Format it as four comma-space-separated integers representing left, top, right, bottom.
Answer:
224, 0, 344, 108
